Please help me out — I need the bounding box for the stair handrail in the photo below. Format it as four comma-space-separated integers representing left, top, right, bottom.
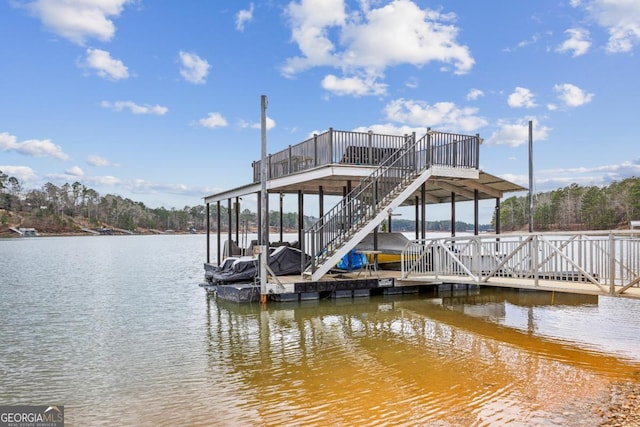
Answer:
302, 129, 479, 275
302, 132, 418, 274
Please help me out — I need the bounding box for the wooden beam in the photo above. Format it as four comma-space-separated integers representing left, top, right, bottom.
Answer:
422, 191, 441, 203
460, 179, 503, 198
431, 179, 475, 200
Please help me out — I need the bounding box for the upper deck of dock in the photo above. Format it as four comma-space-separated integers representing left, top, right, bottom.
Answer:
204, 128, 523, 204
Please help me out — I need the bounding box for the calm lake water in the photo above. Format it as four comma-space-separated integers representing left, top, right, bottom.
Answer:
2, 234, 640, 426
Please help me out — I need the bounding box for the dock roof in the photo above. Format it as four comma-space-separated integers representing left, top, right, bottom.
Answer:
203, 165, 525, 206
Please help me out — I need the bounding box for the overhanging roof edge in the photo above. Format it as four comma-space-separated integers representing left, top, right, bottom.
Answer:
203, 183, 260, 204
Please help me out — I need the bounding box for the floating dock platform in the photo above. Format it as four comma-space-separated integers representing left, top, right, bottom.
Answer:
201, 270, 455, 303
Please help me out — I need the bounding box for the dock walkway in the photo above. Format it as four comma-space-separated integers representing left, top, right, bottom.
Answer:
401, 231, 640, 299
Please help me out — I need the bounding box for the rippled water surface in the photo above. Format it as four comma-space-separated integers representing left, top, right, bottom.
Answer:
1, 235, 640, 426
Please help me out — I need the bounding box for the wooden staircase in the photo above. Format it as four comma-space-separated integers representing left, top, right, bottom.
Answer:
301, 130, 466, 281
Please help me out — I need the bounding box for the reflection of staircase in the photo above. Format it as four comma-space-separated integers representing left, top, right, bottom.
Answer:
303, 131, 445, 281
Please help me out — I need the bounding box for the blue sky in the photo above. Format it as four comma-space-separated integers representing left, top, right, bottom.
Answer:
1, 0, 639, 222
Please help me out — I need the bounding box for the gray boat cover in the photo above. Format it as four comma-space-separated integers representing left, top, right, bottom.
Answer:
205, 246, 308, 284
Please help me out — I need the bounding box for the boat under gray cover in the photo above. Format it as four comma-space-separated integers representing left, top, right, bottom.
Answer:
204, 246, 308, 285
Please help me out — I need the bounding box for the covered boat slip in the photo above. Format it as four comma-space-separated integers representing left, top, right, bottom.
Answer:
202, 128, 525, 302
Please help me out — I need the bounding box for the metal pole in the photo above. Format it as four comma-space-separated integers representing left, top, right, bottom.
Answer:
216, 201, 221, 265
235, 197, 240, 244
227, 198, 232, 255
206, 202, 210, 264
474, 189, 479, 235
451, 192, 456, 237
279, 193, 283, 243
528, 120, 534, 233
260, 95, 268, 303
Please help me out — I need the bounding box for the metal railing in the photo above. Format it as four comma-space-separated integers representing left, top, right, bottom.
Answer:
302, 129, 480, 276
252, 128, 479, 182
401, 231, 640, 296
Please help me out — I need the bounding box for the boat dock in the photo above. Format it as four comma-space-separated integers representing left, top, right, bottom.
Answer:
9, 227, 38, 236
201, 127, 640, 302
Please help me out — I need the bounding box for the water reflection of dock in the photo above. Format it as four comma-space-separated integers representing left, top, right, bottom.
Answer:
204, 291, 639, 425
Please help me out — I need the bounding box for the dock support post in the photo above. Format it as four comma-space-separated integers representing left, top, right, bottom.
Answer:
451, 192, 456, 237
319, 186, 324, 249
206, 202, 210, 263
298, 190, 304, 245
235, 197, 240, 245
421, 183, 426, 239
415, 196, 419, 240
260, 95, 268, 301
474, 189, 479, 235
279, 192, 284, 243
216, 201, 221, 265
227, 198, 232, 255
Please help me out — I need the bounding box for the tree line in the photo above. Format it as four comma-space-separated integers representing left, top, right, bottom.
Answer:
0, 171, 316, 232
496, 177, 640, 231
2, 170, 639, 233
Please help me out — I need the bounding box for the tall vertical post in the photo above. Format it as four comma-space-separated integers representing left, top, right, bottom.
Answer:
451, 192, 456, 237
227, 198, 232, 255
298, 190, 304, 247
421, 183, 426, 239
474, 189, 479, 235
528, 120, 534, 233
279, 193, 284, 243
206, 202, 210, 264
235, 197, 240, 245
260, 95, 268, 303
414, 196, 419, 240
495, 197, 501, 253
216, 201, 221, 265
318, 186, 324, 248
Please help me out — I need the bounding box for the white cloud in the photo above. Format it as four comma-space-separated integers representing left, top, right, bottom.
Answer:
584, 0, 640, 53
24, 0, 132, 45
87, 155, 116, 167
80, 175, 121, 186
236, 3, 254, 31
466, 89, 484, 101
0, 165, 38, 182
101, 100, 168, 115
553, 83, 594, 107
556, 28, 591, 56
503, 33, 543, 53
282, 0, 474, 84
508, 87, 537, 108
321, 74, 387, 96
384, 98, 487, 133
129, 179, 205, 196
0, 132, 69, 160
405, 77, 419, 89
352, 123, 426, 136
534, 159, 640, 190
198, 112, 228, 129
179, 51, 210, 84
65, 166, 84, 176
81, 48, 129, 80
485, 118, 550, 147
239, 117, 277, 130
254, 117, 276, 130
